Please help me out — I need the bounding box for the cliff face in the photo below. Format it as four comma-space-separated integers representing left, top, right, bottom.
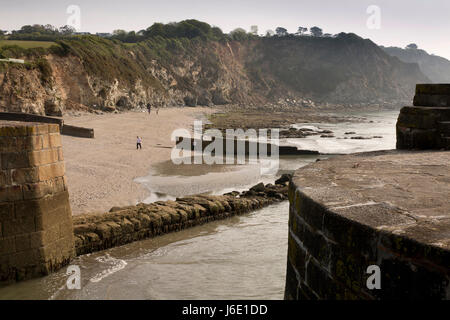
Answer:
0, 34, 429, 115
382, 46, 450, 83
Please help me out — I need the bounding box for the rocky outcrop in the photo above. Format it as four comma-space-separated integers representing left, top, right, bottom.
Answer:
73, 180, 289, 256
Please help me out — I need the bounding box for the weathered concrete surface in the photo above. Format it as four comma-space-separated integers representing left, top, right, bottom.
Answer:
0, 121, 75, 283
73, 181, 289, 256
285, 150, 450, 300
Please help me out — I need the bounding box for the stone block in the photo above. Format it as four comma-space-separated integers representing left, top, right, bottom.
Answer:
56, 147, 64, 161
1, 152, 31, 169
15, 234, 31, 252
41, 135, 50, 149
0, 126, 28, 137
48, 124, 60, 134
37, 162, 65, 181
287, 233, 307, 280
284, 260, 299, 300
0, 202, 14, 221
22, 181, 54, 200
48, 133, 62, 148
0, 236, 16, 255
0, 170, 11, 185
396, 126, 441, 149
416, 84, 450, 95
28, 149, 59, 166
413, 94, 450, 107
35, 205, 71, 232
2, 214, 36, 237
294, 190, 326, 230
0, 135, 43, 152
11, 167, 39, 185
0, 185, 23, 202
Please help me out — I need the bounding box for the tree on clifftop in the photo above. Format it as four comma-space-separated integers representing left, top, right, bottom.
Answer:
230, 28, 248, 41
59, 25, 76, 35
275, 27, 288, 37
265, 29, 275, 37
310, 26, 323, 37
406, 43, 418, 50
296, 27, 308, 36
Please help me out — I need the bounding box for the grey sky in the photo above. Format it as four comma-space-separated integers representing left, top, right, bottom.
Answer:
1, 0, 449, 59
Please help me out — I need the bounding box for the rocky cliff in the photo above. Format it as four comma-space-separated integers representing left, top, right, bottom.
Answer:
0, 34, 429, 115
382, 46, 450, 83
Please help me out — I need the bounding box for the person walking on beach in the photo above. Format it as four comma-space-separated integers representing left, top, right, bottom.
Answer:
136, 136, 142, 150
146, 103, 151, 115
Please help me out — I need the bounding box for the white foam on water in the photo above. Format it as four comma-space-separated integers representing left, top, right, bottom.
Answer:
89, 254, 128, 283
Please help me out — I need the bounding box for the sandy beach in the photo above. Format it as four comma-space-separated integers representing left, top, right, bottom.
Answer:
62, 107, 214, 215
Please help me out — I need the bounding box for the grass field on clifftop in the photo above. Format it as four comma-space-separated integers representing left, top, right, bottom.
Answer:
0, 40, 57, 49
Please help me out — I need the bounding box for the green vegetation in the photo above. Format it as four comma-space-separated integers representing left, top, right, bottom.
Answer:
8, 24, 75, 41
0, 40, 57, 49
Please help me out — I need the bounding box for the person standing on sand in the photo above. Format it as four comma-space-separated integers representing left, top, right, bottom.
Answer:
147, 103, 151, 114
136, 136, 142, 150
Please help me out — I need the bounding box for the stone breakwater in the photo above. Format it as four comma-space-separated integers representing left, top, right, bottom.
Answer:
73, 179, 290, 256
285, 150, 450, 300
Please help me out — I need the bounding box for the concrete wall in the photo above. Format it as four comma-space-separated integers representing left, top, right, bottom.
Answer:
0, 122, 75, 283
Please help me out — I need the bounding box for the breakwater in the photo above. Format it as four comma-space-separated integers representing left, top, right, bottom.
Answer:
73, 180, 289, 256
175, 137, 319, 156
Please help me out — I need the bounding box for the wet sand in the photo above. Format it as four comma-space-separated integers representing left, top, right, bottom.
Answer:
62, 107, 215, 215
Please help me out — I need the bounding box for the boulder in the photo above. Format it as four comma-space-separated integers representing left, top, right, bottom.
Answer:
250, 182, 265, 192
275, 174, 292, 185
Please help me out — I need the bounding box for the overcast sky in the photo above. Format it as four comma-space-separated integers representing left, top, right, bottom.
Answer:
1, 0, 449, 59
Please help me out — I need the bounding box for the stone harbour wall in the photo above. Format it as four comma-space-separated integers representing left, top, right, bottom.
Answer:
73, 181, 289, 256
61, 125, 95, 139
0, 122, 75, 283
397, 84, 450, 150
285, 151, 450, 300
